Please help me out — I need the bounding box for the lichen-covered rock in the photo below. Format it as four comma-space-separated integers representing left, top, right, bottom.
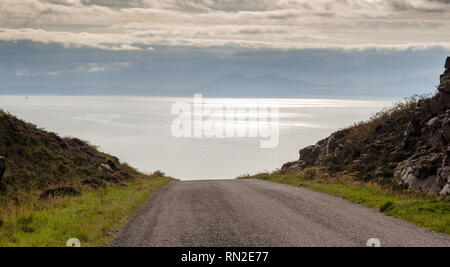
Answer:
395, 152, 447, 194
299, 145, 321, 166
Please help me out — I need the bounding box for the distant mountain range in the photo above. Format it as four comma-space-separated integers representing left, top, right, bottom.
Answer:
0, 72, 436, 98
0, 42, 443, 98
188, 73, 433, 98
191, 73, 332, 98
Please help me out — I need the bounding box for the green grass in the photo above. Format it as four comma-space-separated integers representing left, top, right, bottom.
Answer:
0, 176, 173, 247
244, 169, 450, 235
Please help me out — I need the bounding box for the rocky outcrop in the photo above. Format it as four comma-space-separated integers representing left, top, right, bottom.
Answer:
397, 57, 450, 195
284, 57, 450, 196
96, 158, 130, 185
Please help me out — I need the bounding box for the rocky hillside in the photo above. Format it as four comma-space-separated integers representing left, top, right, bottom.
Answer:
0, 110, 140, 199
283, 57, 450, 196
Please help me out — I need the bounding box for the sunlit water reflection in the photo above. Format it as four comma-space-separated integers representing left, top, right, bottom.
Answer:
0, 96, 393, 180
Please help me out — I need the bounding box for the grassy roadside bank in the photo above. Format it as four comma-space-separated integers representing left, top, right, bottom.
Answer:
242, 169, 450, 235
0, 175, 173, 247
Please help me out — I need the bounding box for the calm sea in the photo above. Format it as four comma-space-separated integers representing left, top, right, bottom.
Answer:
0, 96, 393, 180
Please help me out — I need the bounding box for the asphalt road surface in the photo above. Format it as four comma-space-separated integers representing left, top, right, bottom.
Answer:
111, 179, 450, 247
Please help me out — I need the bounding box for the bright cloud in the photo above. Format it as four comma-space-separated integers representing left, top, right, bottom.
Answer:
84, 62, 131, 73
13, 62, 132, 77
15, 69, 32, 77
0, 0, 449, 50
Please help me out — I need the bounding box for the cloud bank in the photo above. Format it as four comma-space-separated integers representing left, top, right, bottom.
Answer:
0, 0, 450, 50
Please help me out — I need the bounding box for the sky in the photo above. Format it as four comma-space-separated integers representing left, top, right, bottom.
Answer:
1, 0, 450, 97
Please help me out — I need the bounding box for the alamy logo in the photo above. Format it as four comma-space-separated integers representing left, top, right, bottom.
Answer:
171, 94, 280, 148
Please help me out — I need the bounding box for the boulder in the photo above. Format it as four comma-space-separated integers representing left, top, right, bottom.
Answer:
299, 145, 321, 166
0, 157, 5, 181
396, 153, 445, 194
446, 56, 450, 69
412, 159, 436, 179
100, 163, 113, 172
106, 159, 118, 171
397, 163, 442, 194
